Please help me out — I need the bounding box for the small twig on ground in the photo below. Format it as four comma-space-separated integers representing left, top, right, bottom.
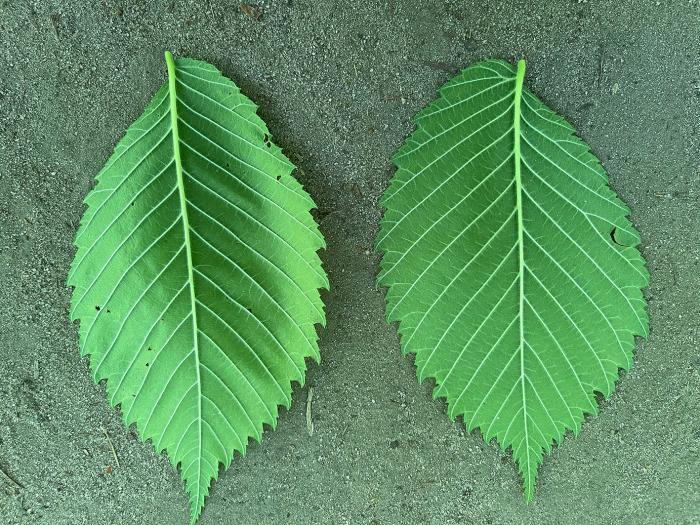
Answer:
306, 387, 314, 437
0, 464, 24, 491
101, 426, 120, 468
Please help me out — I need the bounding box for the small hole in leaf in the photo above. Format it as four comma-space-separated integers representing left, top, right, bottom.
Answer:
95, 305, 100, 311
106, 309, 111, 314
276, 175, 281, 181
610, 227, 623, 246
145, 362, 149, 367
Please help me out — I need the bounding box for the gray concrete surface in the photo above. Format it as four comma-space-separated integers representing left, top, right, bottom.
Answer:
0, 0, 698, 524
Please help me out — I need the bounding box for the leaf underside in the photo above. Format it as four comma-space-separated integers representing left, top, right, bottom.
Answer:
68, 53, 327, 523
377, 59, 648, 500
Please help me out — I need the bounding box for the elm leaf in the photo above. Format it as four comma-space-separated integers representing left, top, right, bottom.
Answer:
376, 59, 648, 500
68, 51, 327, 523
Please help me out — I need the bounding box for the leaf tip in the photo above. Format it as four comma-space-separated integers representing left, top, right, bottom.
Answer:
189, 506, 203, 525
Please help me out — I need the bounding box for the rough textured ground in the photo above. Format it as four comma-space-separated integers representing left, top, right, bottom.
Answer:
0, 1, 698, 524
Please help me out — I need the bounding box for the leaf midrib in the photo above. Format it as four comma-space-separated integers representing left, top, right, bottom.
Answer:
512, 58, 530, 496
165, 50, 203, 507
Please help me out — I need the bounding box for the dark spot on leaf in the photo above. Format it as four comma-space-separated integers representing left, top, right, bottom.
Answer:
95, 305, 100, 311
276, 175, 281, 181
145, 362, 149, 367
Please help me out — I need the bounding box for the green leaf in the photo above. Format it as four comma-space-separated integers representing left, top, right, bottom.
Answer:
68, 52, 327, 523
376, 59, 648, 500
